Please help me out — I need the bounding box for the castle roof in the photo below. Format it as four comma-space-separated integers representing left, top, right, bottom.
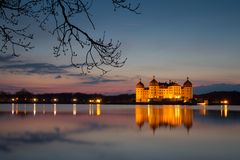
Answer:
136, 77, 193, 88
136, 79, 144, 88
159, 82, 168, 88
169, 82, 181, 86
149, 76, 159, 86
183, 77, 192, 87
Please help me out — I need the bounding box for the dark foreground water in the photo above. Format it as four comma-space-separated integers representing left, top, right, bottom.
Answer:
0, 104, 240, 160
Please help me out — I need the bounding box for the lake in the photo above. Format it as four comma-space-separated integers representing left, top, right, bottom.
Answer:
0, 104, 240, 160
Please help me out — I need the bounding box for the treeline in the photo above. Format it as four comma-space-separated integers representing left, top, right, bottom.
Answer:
0, 89, 135, 104
1, 89, 240, 105
195, 91, 240, 105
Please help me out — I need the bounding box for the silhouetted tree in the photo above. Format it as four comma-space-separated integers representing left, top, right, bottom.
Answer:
0, 0, 140, 74
15, 88, 33, 96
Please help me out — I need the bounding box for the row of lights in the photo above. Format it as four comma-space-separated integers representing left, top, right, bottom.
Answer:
220, 100, 228, 105
89, 99, 102, 103
198, 99, 229, 106
11, 98, 59, 103
10, 98, 102, 103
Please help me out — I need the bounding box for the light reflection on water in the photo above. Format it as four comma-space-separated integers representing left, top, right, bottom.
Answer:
135, 105, 193, 132
0, 104, 240, 160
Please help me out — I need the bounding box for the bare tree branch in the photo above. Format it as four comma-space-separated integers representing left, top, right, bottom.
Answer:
0, 0, 140, 75
112, 0, 141, 14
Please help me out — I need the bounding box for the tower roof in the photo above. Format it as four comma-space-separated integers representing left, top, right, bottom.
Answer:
136, 79, 144, 88
183, 77, 192, 87
149, 76, 159, 86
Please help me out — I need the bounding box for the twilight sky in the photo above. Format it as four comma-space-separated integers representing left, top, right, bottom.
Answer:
1, 0, 240, 94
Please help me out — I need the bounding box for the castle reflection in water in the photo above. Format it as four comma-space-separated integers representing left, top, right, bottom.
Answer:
135, 106, 193, 132
6, 103, 231, 133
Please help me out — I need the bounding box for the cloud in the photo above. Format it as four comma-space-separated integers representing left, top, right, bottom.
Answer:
82, 78, 126, 85
0, 55, 73, 75
82, 76, 126, 85
0, 128, 97, 153
55, 75, 62, 79
0, 144, 11, 153
66, 73, 127, 85
0, 84, 55, 93
0, 85, 23, 93
0, 56, 14, 62
0, 55, 22, 63
0, 56, 128, 83
0, 61, 71, 75
0, 121, 123, 153
194, 83, 240, 94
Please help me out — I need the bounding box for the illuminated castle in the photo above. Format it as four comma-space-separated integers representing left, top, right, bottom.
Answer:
136, 76, 193, 102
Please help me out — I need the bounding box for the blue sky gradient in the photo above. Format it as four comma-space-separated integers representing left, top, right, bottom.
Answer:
0, 0, 240, 94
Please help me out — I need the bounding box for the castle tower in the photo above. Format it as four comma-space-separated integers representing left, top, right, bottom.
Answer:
182, 77, 193, 101
149, 76, 159, 99
136, 79, 144, 102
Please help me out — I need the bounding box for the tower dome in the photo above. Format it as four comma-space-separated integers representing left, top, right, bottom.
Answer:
136, 79, 144, 88
183, 77, 192, 87
149, 76, 159, 86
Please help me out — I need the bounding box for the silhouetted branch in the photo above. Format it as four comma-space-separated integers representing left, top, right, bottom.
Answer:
112, 0, 140, 14
0, 0, 36, 56
0, 0, 140, 75
0, 25, 34, 56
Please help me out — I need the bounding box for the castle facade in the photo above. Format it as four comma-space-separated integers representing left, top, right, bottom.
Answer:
136, 76, 193, 102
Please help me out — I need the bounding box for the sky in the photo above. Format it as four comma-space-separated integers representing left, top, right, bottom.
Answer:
0, 0, 240, 94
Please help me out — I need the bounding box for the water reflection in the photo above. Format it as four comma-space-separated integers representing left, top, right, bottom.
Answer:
24, 104, 27, 115
89, 104, 101, 116
11, 103, 14, 115
73, 104, 77, 115
1, 104, 240, 160
136, 105, 193, 132
96, 104, 101, 116
0, 128, 99, 153
89, 104, 94, 115
221, 105, 228, 118
33, 103, 36, 116
15, 104, 19, 115
8, 104, 102, 116
43, 104, 46, 114
53, 104, 57, 116
7, 104, 234, 122
199, 106, 207, 116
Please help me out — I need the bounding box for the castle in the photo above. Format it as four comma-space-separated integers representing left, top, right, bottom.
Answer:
136, 76, 193, 102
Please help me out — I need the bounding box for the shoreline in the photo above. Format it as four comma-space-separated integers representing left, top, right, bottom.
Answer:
1, 102, 239, 105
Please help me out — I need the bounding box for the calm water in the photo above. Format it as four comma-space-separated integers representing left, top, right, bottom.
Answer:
0, 104, 240, 160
